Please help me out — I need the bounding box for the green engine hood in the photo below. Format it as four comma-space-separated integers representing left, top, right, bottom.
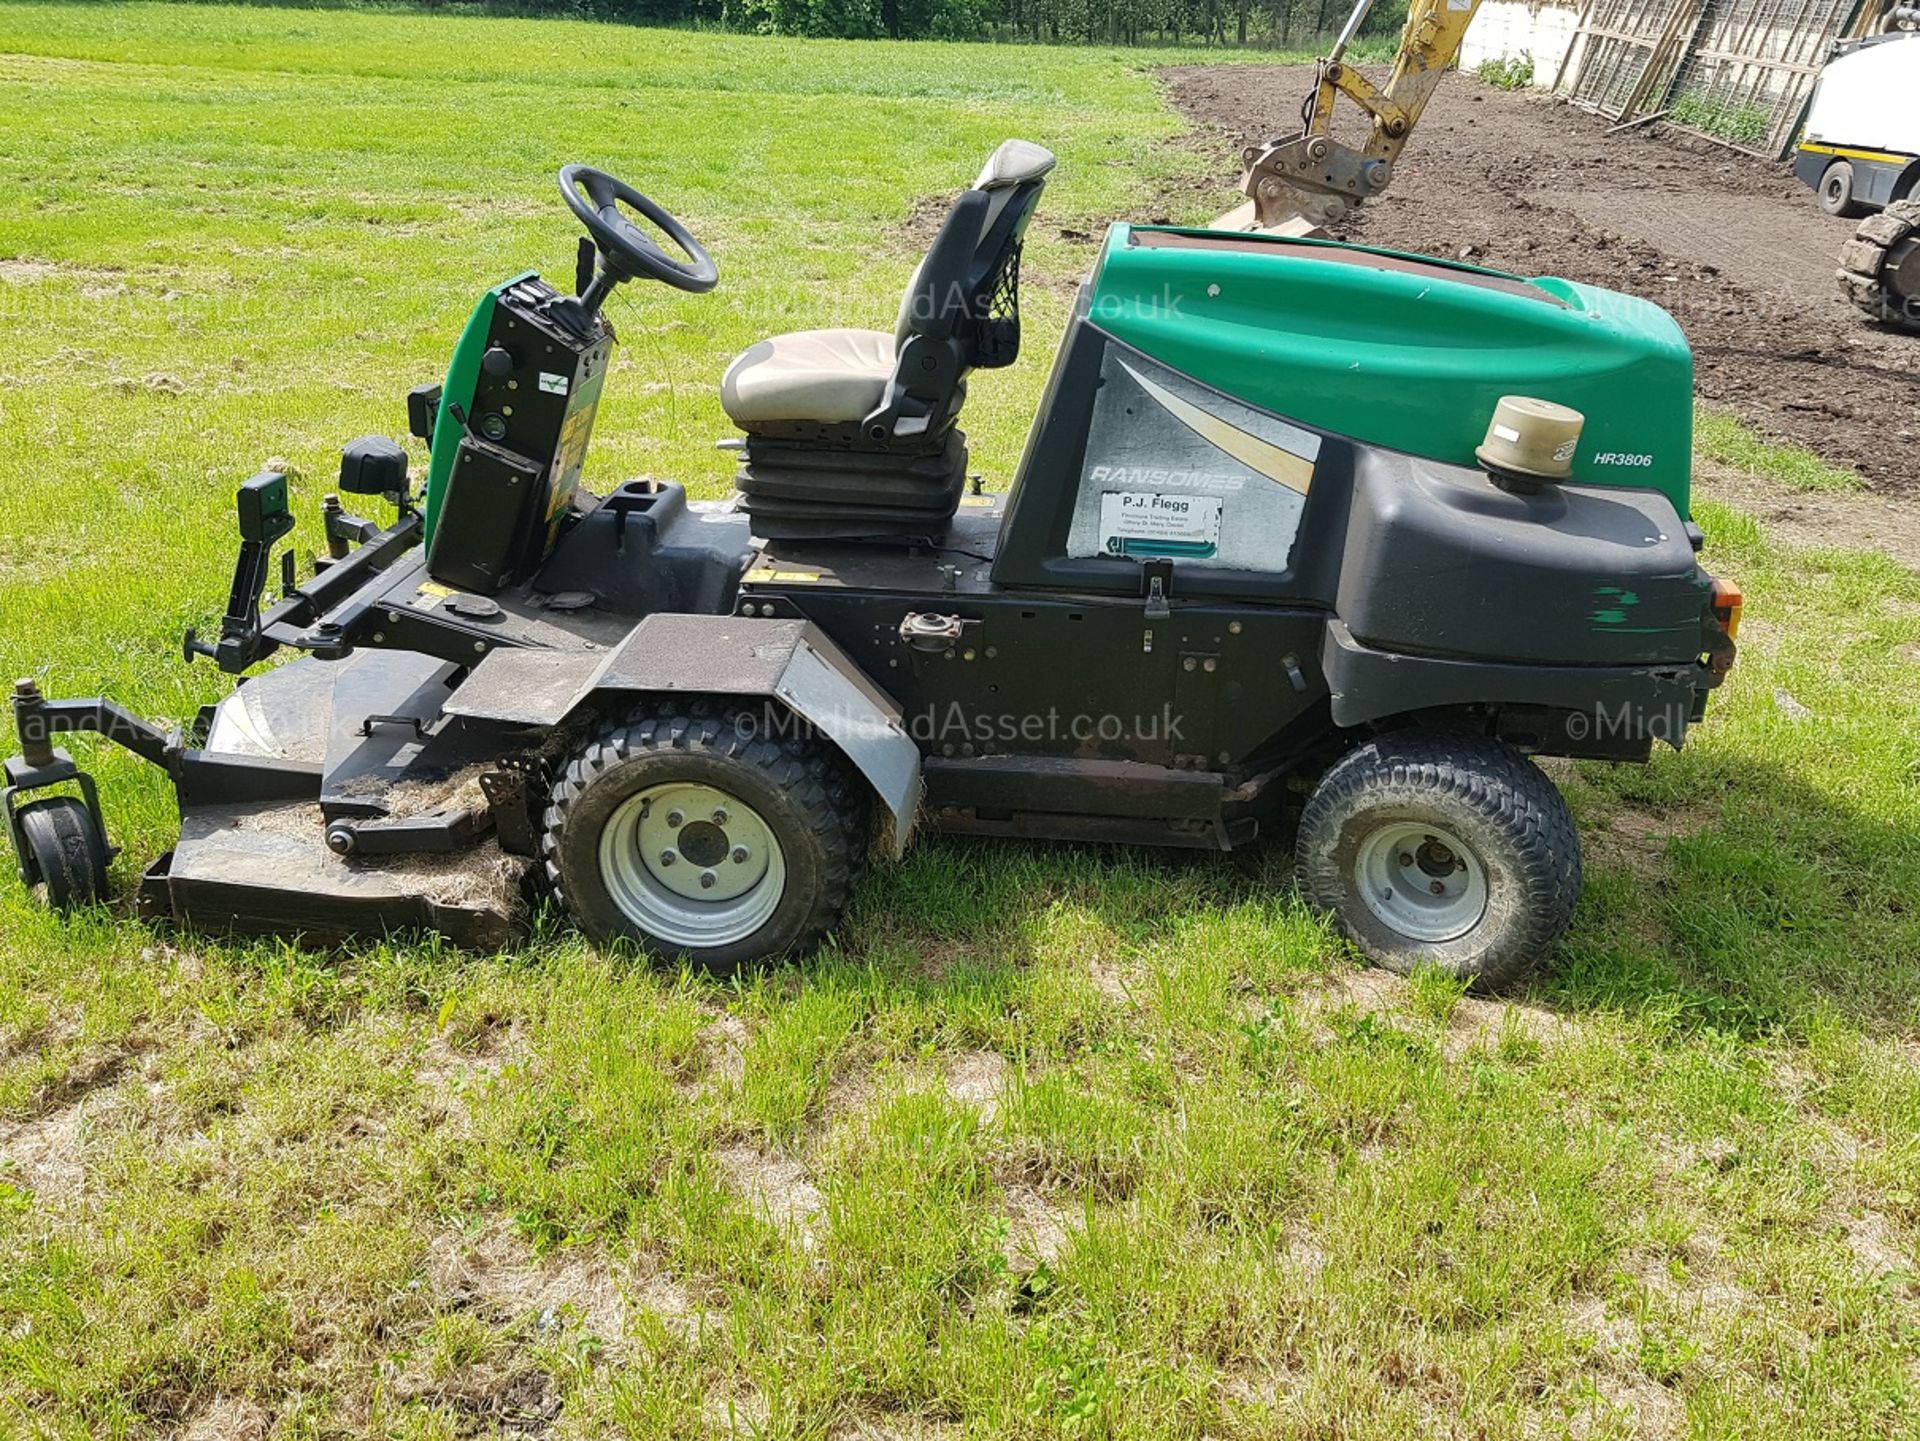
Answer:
1087, 226, 1693, 515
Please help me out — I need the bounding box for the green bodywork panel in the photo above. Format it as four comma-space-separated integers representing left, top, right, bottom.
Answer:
422, 272, 534, 543
1088, 226, 1694, 515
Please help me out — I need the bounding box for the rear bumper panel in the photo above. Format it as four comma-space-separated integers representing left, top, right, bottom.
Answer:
1322, 619, 1708, 754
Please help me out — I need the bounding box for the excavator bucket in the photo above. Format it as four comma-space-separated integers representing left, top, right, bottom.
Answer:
1210, 196, 1330, 239
1211, 0, 1483, 237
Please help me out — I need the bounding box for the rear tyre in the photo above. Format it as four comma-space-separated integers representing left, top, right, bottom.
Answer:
1295, 731, 1581, 989
543, 706, 868, 974
17, 796, 110, 913
1839, 197, 1920, 331
1818, 160, 1870, 219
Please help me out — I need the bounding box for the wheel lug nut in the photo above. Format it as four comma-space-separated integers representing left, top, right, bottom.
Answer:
711, 808, 729, 825
666, 810, 684, 829
659, 849, 677, 866
700, 870, 718, 889
731, 845, 750, 864
1429, 880, 1445, 896
1398, 852, 1413, 867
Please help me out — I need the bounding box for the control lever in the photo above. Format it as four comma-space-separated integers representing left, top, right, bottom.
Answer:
184, 470, 297, 673
575, 236, 597, 298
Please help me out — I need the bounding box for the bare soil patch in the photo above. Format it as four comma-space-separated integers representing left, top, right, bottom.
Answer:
425, 1223, 635, 1349
1583, 799, 1718, 887
0, 1041, 153, 1201
1292, 964, 1572, 1060
998, 1179, 1075, 1269
0, 1098, 91, 1201
941, 1049, 1008, 1119
1161, 67, 1920, 493
1696, 458, 1920, 569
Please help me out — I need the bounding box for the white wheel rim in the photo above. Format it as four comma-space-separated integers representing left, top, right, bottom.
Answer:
598, 782, 786, 949
1354, 822, 1488, 944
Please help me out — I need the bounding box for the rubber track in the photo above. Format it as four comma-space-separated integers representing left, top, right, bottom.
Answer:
1838, 197, 1920, 332
542, 704, 863, 955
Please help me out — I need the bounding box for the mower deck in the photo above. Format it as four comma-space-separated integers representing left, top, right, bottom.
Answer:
130, 652, 533, 949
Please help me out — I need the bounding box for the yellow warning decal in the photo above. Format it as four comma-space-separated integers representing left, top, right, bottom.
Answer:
418, 581, 456, 598
744, 567, 822, 583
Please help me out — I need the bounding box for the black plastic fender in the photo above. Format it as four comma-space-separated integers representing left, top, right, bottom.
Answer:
1321, 619, 1701, 747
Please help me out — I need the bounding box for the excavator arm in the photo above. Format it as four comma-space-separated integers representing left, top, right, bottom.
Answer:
1218, 0, 1484, 233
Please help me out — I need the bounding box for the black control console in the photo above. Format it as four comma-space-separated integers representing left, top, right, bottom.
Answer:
426, 274, 615, 594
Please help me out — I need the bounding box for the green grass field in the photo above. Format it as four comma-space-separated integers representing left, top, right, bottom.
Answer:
1, 5, 1918, 1438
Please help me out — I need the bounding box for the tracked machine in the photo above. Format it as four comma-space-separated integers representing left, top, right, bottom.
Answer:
6, 146, 1738, 986
1794, 17, 1920, 331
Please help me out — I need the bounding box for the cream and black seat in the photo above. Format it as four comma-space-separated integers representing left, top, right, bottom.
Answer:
721, 139, 1056, 541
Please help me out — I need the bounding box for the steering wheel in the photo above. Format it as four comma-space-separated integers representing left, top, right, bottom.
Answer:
558, 165, 718, 294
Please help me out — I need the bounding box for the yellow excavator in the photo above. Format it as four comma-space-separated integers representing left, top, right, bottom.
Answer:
1214, 0, 1484, 235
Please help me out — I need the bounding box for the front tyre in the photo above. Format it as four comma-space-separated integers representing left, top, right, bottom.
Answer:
544, 707, 868, 973
1295, 731, 1581, 989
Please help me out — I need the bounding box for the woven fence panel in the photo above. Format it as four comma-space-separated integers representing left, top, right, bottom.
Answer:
1659, 0, 1863, 156
1558, 0, 1690, 117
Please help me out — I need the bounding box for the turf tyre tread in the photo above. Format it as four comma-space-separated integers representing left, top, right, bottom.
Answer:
1295, 731, 1581, 989
542, 704, 866, 972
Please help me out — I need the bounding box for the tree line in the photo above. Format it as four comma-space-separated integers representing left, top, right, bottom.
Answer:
465, 0, 1410, 45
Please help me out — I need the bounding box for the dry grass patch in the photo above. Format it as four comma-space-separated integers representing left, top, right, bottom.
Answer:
714, 1141, 826, 1245
175, 1393, 271, 1441
425, 1224, 630, 1349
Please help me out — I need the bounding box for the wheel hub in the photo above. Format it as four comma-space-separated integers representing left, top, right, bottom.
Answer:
675, 819, 730, 869
598, 781, 785, 947
631, 783, 772, 903
1354, 821, 1488, 944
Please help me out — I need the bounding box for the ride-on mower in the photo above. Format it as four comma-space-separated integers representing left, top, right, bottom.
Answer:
3, 144, 1739, 986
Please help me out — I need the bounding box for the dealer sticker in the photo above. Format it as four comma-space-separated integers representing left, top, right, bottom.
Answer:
538, 372, 570, 396
1100, 492, 1222, 559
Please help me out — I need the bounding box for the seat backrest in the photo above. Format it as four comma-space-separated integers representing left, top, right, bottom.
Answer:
893, 139, 1056, 368
859, 140, 1054, 447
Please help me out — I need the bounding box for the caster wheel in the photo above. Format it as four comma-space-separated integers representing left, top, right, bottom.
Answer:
17, 795, 110, 912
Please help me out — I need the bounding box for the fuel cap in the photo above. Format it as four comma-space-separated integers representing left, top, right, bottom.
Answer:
447, 595, 503, 621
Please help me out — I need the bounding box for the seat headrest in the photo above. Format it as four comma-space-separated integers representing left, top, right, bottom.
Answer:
973, 139, 1056, 192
